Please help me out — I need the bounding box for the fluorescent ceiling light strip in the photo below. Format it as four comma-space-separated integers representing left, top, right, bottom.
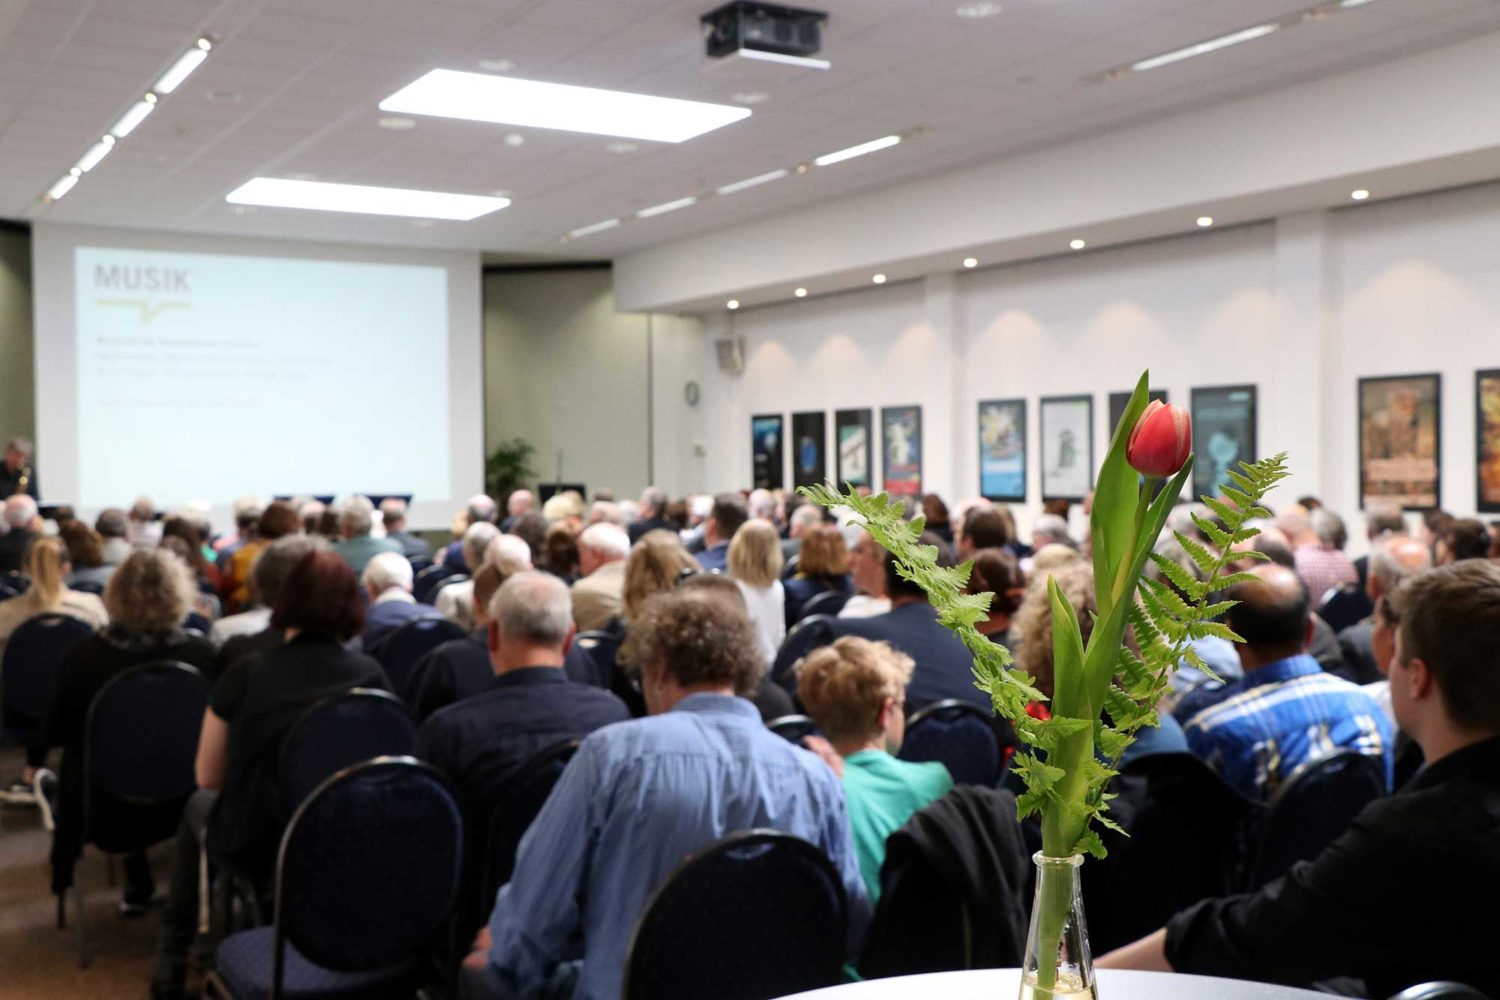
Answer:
46, 174, 79, 201
716, 169, 788, 195
814, 134, 902, 167
74, 137, 115, 173
730, 48, 831, 70
110, 98, 156, 139
636, 196, 697, 219
381, 69, 751, 143
153, 44, 209, 95
569, 218, 620, 239
1130, 23, 1278, 72
226, 177, 509, 221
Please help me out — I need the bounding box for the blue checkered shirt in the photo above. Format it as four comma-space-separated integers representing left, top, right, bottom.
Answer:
1181, 654, 1392, 800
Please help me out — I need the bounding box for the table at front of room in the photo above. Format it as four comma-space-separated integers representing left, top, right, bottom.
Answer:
776, 968, 1331, 1000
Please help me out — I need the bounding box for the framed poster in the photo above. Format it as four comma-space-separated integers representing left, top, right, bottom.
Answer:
978, 398, 1027, 501
751, 413, 784, 490
1479, 370, 1500, 514
834, 409, 873, 490
1191, 385, 1258, 500
1108, 388, 1168, 441
1040, 395, 1093, 501
881, 405, 923, 497
791, 411, 827, 490
1358, 373, 1441, 510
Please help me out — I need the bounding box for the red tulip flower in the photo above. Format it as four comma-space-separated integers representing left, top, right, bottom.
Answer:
1127, 400, 1192, 478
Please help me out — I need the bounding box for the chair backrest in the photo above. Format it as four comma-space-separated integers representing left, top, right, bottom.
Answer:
277, 688, 415, 817
799, 588, 850, 622
407, 556, 433, 576
1318, 582, 1374, 634
623, 830, 848, 1000
183, 609, 213, 634
1245, 748, 1387, 890
0, 571, 28, 600
273, 757, 463, 984
564, 628, 644, 717
780, 554, 801, 581
1081, 752, 1259, 953
770, 614, 835, 691
898, 699, 1007, 787
481, 739, 582, 916
85, 661, 207, 808
766, 714, 821, 745
69, 579, 105, 596
412, 564, 457, 605
370, 615, 465, 697
1385, 983, 1491, 1000
429, 573, 470, 601
1, 612, 96, 740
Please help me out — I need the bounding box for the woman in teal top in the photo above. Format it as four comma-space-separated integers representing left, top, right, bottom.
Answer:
798, 636, 953, 902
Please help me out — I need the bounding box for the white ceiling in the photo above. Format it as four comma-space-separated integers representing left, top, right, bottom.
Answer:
2, 0, 1498, 259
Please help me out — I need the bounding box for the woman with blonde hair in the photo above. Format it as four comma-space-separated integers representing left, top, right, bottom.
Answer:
727, 519, 786, 664
44, 548, 216, 913
0, 536, 107, 804
796, 636, 952, 901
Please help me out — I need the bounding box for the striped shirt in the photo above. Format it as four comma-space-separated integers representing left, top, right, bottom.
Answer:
1182, 654, 1392, 800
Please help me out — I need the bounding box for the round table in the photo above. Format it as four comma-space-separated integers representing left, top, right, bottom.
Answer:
775, 969, 1329, 999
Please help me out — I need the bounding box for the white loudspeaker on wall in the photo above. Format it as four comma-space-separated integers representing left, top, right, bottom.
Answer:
715, 336, 745, 375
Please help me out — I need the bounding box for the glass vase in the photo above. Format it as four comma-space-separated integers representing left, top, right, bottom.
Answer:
1018, 852, 1096, 1000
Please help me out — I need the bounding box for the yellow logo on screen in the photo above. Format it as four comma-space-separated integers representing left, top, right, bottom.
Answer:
95, 298, 190, 324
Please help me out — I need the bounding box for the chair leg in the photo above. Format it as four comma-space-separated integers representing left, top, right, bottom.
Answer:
75, 878, 90, 968
56, 892, 65, 930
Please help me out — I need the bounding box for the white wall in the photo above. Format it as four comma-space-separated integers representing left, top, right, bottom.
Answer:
692, 181, 1500, 550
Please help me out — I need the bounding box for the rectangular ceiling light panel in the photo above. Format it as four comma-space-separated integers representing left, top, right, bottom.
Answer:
380, 69, 751, 143
226, 178, 509, 220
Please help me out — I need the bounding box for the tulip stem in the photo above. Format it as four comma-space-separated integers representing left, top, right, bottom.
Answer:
1111, 477, 1156, 607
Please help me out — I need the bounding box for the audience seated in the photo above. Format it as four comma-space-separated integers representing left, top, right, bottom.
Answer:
543, 519, 581, 583
797, 636, 953, 902
727, 519, 786, 664
380, 497, 431, 560
150, 549, 389, 1000
220, 500, 299, 613
784, 524, 853, 627
963, 547, 1024, 648
695, 492, 747, 573
0, 494, 39, 574
676, 572, 795, 721
1338, 536, 1430, 686
1352, 501, 1405, 588
45, 548, 214, 915
95, 507, 134, 567
628, 486, 675, 543
1278, 504, 1358, 602
569, 522, 630, 632
435, 521, 503, 631
498, 488, 533, 533
443, 494, 500, 570
830, 533, 984, 710
126, 497, 162, 548
361, 551, 439, 649
212, 534, 323, 676
407, 564, 506, 721
781, 501, 822, 563
416, 571, 629, 830
211, 497, 262, 562
330, 495, 402, 575
1174, 564, 1393, 800
57, 519, 114, 591
839, 527, 892, 620
1100, 560, 1500, 998
463, 588, 868, 1000
1436, 517, 1492, 564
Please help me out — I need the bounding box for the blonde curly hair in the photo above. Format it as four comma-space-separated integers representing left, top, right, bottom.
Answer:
104, 548, 195, 632
1012, 562, 1096, 699
796, 637, 914, 743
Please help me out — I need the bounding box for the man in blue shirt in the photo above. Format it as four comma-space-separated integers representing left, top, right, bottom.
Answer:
465, 589, 869, 1000
1178, 563, 1392, 800
694, 492, 746, 573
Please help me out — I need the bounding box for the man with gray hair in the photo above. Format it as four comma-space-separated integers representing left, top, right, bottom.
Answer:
415, 571, 629, 831
782, 502, 824, 563
630, 486, 673, 543
380, 498, 430, 560
333, 495, 401, 576
1278, 502, 1358, 603
362, 550, 438, 649
1354, 501, 1406, 589
1339, 535, 1431, 685
1, 436, 36, 500
442, 494, 501, 570
500, 489, 533, 533
571, 522, 631, 632
437, 522, 505, 631
95, 508, 132, 566
0, 494, 39, 573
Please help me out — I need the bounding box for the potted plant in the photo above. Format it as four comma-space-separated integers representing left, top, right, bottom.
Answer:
485, 437, 536, 502
803, 373, 1289, 998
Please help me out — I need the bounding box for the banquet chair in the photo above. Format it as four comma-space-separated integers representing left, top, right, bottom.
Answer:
1317, 582, 1374, 635
771, 614, 836, 692
276, 688, 414, 818
1244, 748, 1387, 890
208, 757, 464, 1000
899, 699, 1012, 787
1, 613, 95, 750
766, 714, 821, 745
1386, 983, 1490, 1000
798, 588, 851, 622
622, 830, 847, 1000
474, 739, 583, 929
780, 554, 801, 581
368, 615, 464, 699
68, 579, 105, 596
71, 661, 207, 967
0, 570, 27, 600
412, 564, 458, 605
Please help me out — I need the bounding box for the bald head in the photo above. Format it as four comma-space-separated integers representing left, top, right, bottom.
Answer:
1227, 563, 1310, 665
1274, 504, 1314, 547
1369, 536, 1432, 600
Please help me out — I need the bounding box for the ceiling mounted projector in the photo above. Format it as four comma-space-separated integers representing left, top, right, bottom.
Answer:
702, 2, 830, 70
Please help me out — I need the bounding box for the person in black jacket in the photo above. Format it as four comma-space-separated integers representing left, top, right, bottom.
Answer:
150, 549, 389, 1000
45, 548, 215, 910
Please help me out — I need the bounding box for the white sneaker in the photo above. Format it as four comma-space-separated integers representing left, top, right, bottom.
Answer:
32, 769, 57, 832
0, 778, 36, 805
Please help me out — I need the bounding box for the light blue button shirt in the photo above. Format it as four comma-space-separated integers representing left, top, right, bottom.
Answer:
485, 693, 870, 1000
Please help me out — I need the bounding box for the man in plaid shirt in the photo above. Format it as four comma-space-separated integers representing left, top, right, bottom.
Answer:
1278, 504, 1358, 604
1178, 563, 1392, 800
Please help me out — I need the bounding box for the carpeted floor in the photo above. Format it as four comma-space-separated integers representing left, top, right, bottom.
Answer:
0, 746, 178, 999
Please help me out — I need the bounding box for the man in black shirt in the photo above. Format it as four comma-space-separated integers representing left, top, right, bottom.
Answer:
1099, 560, 1500, 998
0, 436, 37, 500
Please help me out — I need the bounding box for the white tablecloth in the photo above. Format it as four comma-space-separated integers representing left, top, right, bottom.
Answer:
776, 968, 1330, 999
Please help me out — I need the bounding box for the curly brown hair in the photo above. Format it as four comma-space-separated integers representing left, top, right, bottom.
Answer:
618, 589, 763, 695
104, 548, 195, 633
